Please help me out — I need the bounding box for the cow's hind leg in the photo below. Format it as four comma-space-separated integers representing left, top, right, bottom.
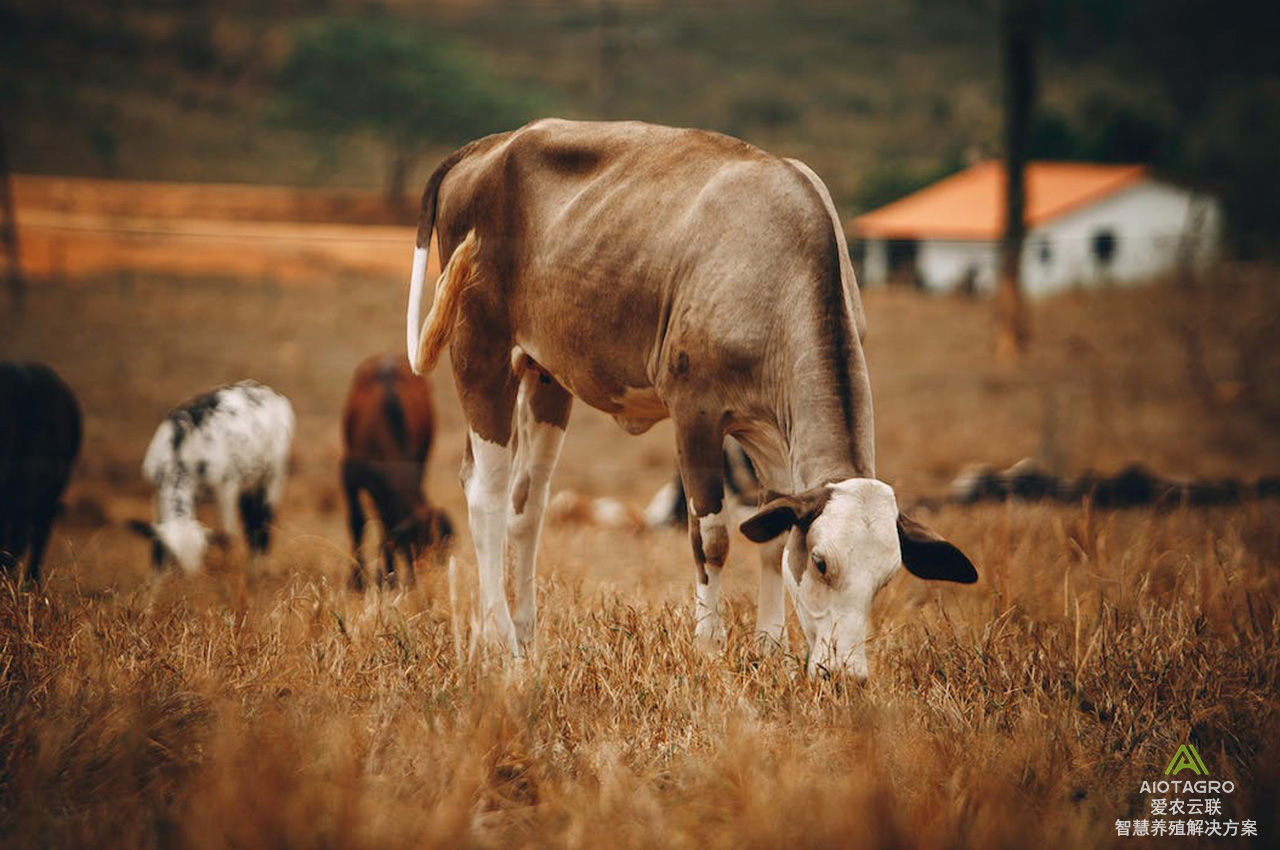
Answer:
507, 369, 571, 647
239, 486, 273, 581
455, 338, 521, 654
25, 502, 56, 585
463, 428, 521, 654
675, 417, 730, 650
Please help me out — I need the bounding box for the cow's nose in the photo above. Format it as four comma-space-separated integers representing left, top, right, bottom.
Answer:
806, 658, 868, 685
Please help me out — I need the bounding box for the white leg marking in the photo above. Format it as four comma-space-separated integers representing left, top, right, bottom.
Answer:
465, 431, 519, 655
694, 508, 728, 649
507, 375, 567, 647
756, 536, 787, 648
695, 563, 726, 650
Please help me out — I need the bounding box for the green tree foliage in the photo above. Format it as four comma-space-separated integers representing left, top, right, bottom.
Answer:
277, 18, 528, 208
1039, 0, 1280, 257
853, 151, 966, 216
1031, 100, 1170, 165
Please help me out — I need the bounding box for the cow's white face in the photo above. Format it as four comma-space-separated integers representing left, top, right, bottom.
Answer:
153, 517, 209, 573
741, 478, 977, 680
787, 480, 901, 679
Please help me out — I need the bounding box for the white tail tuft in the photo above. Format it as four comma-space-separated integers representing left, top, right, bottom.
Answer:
413, 230, 480, 375
406, 245, 431, 372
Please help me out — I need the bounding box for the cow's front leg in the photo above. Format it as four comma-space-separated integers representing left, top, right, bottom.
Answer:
462, 430, 520, 655
677, 421, 730, 650
507, 369, 571, 648
209, 481, 239, 568
756, 534, 787, 649
214, 481, 239, 544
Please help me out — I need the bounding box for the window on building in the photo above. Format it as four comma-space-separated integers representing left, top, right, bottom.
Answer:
886, 239, 921, 289
1038, 238, 1053, 265
1092, 229, 1117, 266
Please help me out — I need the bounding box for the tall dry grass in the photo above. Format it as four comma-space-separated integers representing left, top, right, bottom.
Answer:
0, 501, 1277, 848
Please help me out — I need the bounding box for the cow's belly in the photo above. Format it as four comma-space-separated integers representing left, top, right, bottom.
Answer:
515, 341, 668, 434
607, 386, 669, 434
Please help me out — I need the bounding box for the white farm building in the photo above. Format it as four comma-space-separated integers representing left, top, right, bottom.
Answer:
849, 161, 1222, 298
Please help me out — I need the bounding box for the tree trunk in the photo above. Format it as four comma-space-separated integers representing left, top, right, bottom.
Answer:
0, 111, 23, 315
384, 147, 415, 215
995, 0, 1038, 360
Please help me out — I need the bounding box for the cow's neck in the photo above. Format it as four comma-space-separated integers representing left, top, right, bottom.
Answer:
157, 477, 196, 524
776, 331, 875, 491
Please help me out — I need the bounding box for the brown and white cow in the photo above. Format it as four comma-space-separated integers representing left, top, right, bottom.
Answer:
406, 119, 976, 679
341, 354, 452, 590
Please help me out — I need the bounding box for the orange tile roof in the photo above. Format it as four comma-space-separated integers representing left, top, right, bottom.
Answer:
850, 160, 1150, 240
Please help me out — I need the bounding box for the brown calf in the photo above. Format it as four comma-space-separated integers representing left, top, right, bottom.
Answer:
341, 354, 452, 590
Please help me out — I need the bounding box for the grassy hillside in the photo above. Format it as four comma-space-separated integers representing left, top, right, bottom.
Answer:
1, 0, 1133, 215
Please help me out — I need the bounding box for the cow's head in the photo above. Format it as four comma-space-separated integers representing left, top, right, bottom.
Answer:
740, 478, 976, 680
127, 517, 212, 572
386, 506, 454, 561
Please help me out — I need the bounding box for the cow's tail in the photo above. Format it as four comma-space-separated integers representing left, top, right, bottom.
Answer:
413, 228, 480, 375
406, 140, 489, 373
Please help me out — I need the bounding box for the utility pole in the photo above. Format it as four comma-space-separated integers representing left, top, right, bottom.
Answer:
995, 0, 1038, 360
0, 111, 23, 315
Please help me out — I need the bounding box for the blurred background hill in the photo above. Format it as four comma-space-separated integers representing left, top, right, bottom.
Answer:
3, 0, 1278, 254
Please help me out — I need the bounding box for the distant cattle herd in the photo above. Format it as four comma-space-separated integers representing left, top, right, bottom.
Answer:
2, 359, 1272, 587
1, 355, 452, 589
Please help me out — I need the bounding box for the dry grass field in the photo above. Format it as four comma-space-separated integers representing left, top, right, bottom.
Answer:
2, 193, 1279, 847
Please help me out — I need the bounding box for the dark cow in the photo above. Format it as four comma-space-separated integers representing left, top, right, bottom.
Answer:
342, 354, 452, 591
951, 459, 1263, 510
0, 362, 81, 584
404, 119, 976, 679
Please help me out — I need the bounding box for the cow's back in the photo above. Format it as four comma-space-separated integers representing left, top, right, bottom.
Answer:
433, 119, 841, 417
146, 381, 292, 488
0, 362, 81, 485
342, 355, 434, 464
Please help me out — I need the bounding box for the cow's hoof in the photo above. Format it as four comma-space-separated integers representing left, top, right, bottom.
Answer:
694, 621, 726, 653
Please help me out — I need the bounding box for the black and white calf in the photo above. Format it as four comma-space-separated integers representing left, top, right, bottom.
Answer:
131, 380, 294, 572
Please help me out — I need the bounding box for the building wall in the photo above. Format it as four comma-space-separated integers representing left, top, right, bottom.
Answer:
917, 240, 1000, 294
855, 179, 1222, 297
1020, 180, 1221, 297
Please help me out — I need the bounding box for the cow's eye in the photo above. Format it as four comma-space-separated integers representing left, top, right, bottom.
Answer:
811, 553, 827, 576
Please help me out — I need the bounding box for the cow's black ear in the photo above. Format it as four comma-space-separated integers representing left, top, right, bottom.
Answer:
740, 487, 832, 543
432, 509, 454, 543
897, 514, 977, 583
126, 519, 157, 541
